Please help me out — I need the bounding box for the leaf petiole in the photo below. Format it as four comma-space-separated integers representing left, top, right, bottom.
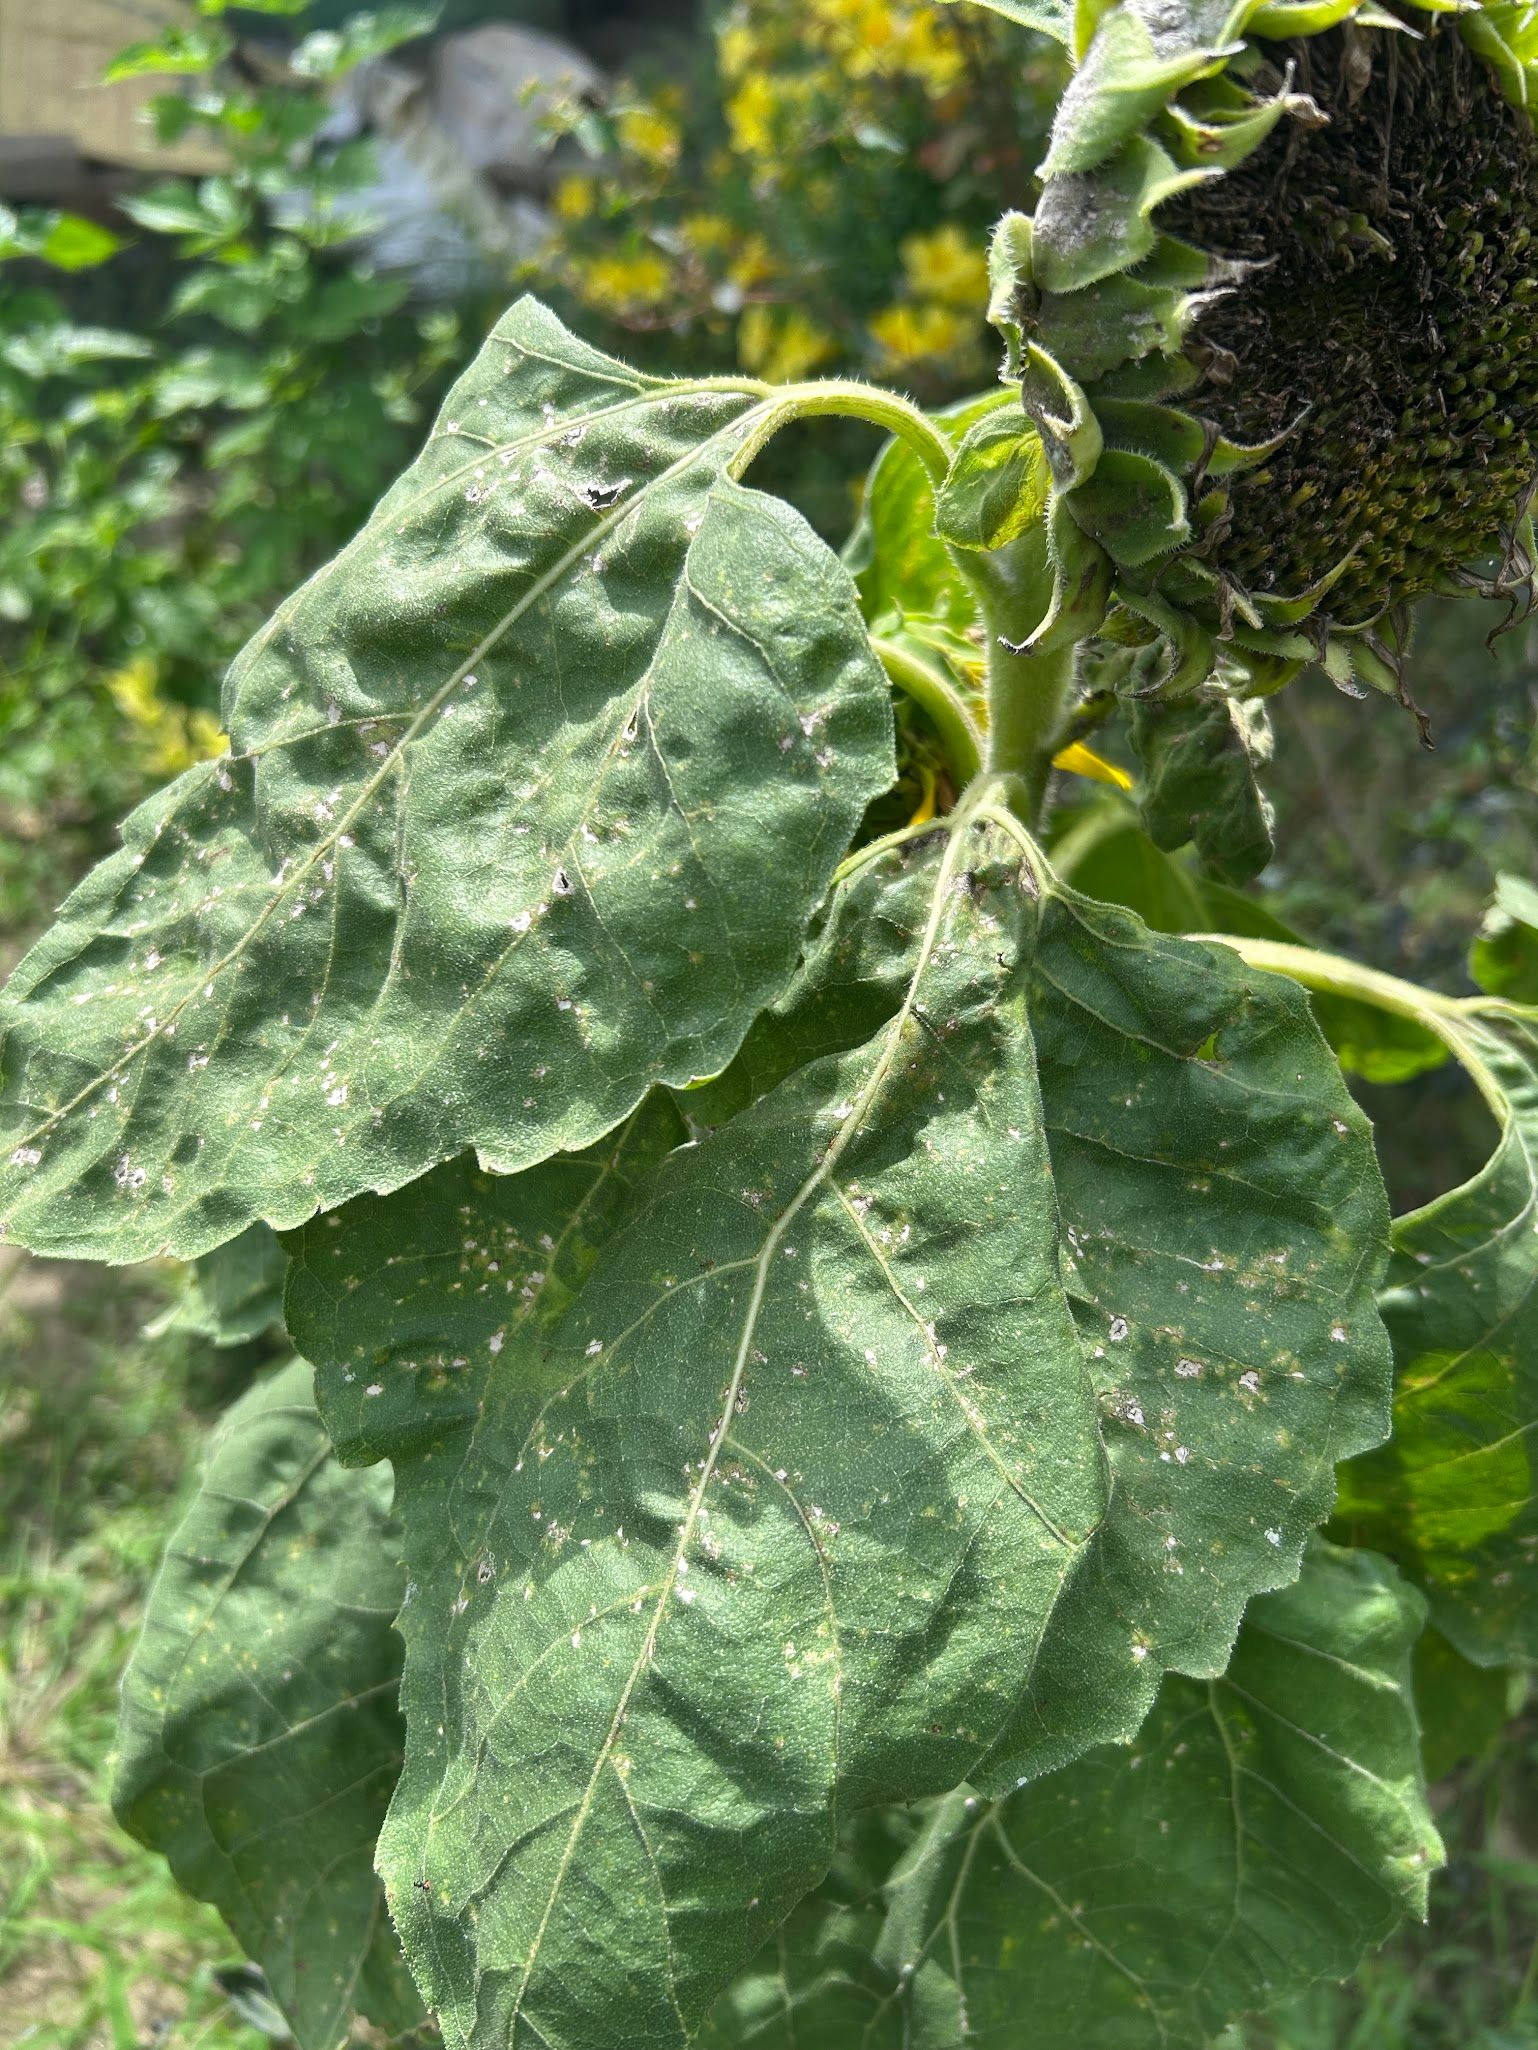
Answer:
1194, 935, 1517, 1122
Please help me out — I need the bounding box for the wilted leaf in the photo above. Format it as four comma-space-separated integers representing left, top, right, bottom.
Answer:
0, 299, 892, 1260
1131, 691, 1274, 887
1337, 1006, 1538, 1665
287, 802, 1390, 2047
704, 1542, 1440, 2049
114, 1358, 422, 2050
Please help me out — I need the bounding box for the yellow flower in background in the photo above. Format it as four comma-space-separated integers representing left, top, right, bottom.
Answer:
108, 659, 225, 778
807, 0, 966, 93
899, 224, 987, 309
573, 249, 674, 317
718, 21, 756, 80
868, 301, 976, 372
616, 106, 682, 172
679, 213, 736, 259
739, 306, 837, 384
726, 234, 777, 290
552, 173, 597, 224
726, 73, 780, 156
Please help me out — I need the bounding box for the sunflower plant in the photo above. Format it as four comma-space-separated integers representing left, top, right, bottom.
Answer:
3, 3, 1537, 2045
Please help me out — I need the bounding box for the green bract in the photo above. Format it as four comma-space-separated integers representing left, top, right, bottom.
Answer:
993, 0, 1538, 700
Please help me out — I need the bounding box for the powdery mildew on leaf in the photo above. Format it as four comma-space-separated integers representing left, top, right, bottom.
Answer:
1339, 1006, 1538, 1666
977, 865, 1393, 1782
695, 821, 1395, 1782
703, 1541, 1441, 2048
0, 297, 892, 1261
286, 807, 1392, 2050
113, 1358, 423, 2050
288, 814, 1109, 2050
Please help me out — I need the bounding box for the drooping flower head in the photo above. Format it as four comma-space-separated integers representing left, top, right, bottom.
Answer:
992, 0, 1538, 704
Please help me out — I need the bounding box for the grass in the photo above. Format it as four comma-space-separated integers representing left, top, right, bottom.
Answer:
0, 1247, 1535, 2050
0, 1246, 271, 2050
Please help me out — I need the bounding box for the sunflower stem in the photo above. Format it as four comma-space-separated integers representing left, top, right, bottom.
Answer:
975, 555, 1074, 826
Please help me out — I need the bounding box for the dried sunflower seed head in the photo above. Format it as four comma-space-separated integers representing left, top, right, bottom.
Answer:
996, 0, 1538, 704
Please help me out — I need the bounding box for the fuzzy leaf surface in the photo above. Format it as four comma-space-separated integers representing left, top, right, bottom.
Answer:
113, 1357, 421, 2050
1338, 1006, 1538, 1664
288, 803, 1390, 2046
0, 297, 892, 1260
703, 1541, 1440, 2048
705, 819, 1393, 1780
287, 815, 1109, 2049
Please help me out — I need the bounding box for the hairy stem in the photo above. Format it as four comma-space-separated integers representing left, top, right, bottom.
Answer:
971, 540, 1073, 823
728, 379, 953, 488
871, 636, 983, 787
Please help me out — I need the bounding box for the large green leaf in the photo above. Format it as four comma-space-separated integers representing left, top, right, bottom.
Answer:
288, 816, 1109, 2049
702, 813, 1394, 1780
287, 798, 1390, 2047
1337, 1006, 1538, 1665
114, 1357, 422, 2050
937, 0, 1073, 46
0, 297, 892, 1261
703, 1541, 1441, 2049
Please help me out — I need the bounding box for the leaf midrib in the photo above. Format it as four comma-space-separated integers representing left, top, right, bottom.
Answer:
503, 806, 986, 2041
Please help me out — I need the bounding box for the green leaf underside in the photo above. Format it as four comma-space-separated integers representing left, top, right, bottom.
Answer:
286, 807, 1390, 2048
702, 1541, 1441, 2050
1130, 694, 1274, 889
0, 297, 892, 1261
113, 1359, 422, 2050
1338, 1007, 1538, 1665
159, 1221, 289, 1346
938, 0, 1074, 46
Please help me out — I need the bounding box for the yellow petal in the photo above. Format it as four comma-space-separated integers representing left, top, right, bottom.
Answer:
1052, 741, 1132, 789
